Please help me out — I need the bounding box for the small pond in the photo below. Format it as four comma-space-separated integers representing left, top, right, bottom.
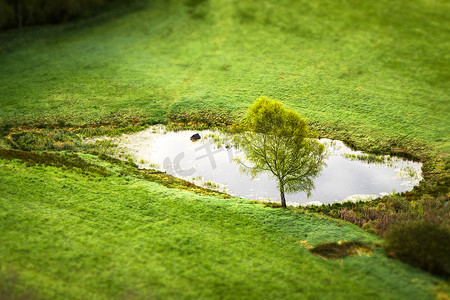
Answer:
106, 127, 422, 206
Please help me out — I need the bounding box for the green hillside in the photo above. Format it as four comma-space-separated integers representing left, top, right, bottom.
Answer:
0, 0, 449, 298
1, 0, 449, 152
0, 153, 445, 299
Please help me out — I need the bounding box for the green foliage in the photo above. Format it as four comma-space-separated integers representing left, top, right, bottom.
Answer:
301, 192, 450, 238
235, 97, 327, 207
0, 0, 114, 30
385, 220, 450, 277
244, 97, 310, 137
0, 1, 13, 29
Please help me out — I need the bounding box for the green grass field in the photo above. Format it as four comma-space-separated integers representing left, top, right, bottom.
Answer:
0, 0, 449, 298
0, 154, 445, 299
1, 0, 449, 152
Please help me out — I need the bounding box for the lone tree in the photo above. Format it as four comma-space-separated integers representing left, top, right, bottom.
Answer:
234, 97, 327, 208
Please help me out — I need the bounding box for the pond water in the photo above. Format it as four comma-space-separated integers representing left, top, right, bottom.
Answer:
109, 127, 422, 206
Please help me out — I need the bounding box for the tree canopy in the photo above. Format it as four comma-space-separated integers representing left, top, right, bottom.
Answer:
0, 0, 113, 30
235, 97, 327, 207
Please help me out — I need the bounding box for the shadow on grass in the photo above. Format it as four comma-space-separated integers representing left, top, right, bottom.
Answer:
0, 266, 38, 300
310, 241, 373, 259
0, 149, 111, 176
0, 0, 151, 53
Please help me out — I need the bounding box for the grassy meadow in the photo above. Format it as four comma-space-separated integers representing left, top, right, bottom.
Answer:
0, 153, 445, 299
1, 0, 449, 152
0, 0, 449, 298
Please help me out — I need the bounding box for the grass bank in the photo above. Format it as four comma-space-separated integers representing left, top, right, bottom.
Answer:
0, 151, 447, 299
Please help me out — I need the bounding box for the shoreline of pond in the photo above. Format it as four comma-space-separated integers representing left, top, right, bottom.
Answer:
86, 126, 423, 206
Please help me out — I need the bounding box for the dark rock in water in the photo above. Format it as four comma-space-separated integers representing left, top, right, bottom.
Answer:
190, 133, 201, 141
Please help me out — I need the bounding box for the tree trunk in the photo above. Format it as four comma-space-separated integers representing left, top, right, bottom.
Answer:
280, 186, 286, 208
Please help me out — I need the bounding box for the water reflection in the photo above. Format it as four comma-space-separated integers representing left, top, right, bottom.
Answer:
113, 127, 422, 206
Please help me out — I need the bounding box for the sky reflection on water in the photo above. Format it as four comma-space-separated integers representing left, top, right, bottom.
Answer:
115, 128, 422, 206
